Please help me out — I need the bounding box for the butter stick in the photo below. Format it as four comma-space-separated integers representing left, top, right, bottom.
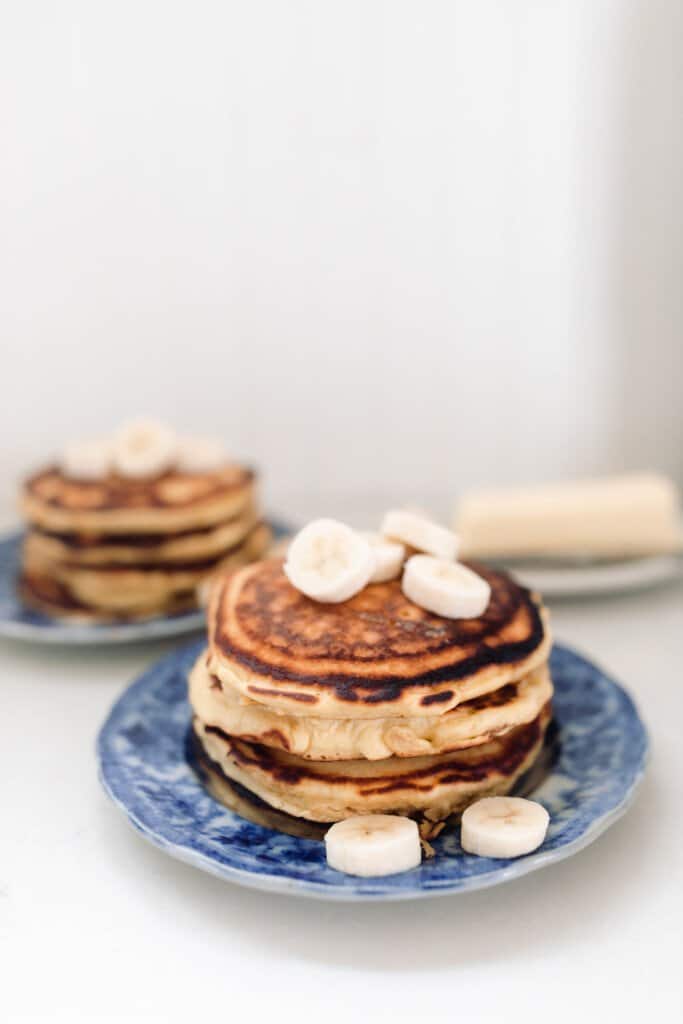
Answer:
456, 474, 682, 559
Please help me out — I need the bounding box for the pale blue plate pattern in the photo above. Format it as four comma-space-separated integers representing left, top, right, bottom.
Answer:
0, 524, 288, 645
97, 640, 648, 900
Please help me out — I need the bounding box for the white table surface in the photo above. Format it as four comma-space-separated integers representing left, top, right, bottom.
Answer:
3, 570, 682, 1023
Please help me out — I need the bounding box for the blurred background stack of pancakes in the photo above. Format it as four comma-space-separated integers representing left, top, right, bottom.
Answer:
19, 420, 271, 622
189, 556, 553, 836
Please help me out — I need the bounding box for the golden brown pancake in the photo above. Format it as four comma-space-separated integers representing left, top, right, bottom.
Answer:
21, 523, 271, 618
193, 704, 551, 823
208, 558, 551, 719
189, 651, 553, 760
19, 571, 197, 622
22, 464, 254, 534
22, 506, 259, 567
193, 727, 556, 839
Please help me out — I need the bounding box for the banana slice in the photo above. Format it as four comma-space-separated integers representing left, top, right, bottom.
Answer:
402, 554, 491, 619
59, 438, 113, 481
113, 418, 177, 479
177, 436, 226, 474
325, 815, 422, 877
381, 509, 459, 560
284, 519, 375, 603
461, 797, 549, 858
362, 532, 406, 583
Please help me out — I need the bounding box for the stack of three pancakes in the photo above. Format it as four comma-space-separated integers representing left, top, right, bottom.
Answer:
190, 557, 553, 837
20, 463, 270, 621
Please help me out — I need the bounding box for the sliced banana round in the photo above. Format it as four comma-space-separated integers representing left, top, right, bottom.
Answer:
361, 532, 406, 583
59, 438, 113, 481
113, 418, 177, 479
381, 509, 459, 561
177, 436, 227, 474
284, 519, 375, 603
460, 797, 549, 858
325, 815, 422, 877
402, 554, 491, 619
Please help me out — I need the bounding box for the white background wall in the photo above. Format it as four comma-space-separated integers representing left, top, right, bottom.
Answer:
1, 1, 681, 524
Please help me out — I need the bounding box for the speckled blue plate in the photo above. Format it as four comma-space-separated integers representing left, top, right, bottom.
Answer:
97, 641, 648, 900
0, 524, 289, 646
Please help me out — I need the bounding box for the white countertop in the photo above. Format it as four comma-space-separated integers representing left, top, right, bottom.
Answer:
3, 574, 682, 1023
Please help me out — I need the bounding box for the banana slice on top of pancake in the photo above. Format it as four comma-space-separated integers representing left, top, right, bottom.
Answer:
59, 438, 114, 481
403, 555, 491, 619
284, 519, 375, 603
113, 418, 177, 479
362, 532, 406, 583
381, 509, 460, 561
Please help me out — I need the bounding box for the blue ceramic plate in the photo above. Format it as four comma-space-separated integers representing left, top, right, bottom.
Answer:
0, 523, 289, 646
97, 641, 648, 900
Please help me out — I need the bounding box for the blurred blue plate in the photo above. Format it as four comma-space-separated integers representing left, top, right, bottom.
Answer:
97, 641, 648, 900
0, 522, 290, 646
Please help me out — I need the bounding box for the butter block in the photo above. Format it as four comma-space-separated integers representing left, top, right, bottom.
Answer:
456, 474, 683, 559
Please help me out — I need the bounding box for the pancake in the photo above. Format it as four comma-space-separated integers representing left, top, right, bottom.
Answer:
190, 651, 553, 760
19, 571, 196, 622
192, 724, 558, 839
193, 704, 551, 823
208, 558, 551, 719
21, 464, 255, 534
22, 523, 271, 617
23, 506, 259, 567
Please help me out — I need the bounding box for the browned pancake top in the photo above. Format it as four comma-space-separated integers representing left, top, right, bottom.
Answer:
211, 558, 548, 709
24, 464, 253, 514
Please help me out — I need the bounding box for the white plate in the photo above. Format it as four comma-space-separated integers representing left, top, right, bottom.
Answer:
500, 554, 682, 598
97, 640, 648, 901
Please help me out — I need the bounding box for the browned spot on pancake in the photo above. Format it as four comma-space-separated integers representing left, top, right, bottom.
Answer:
19, 572, 88, 612
213, 558, 546, 704
24, 464, 254, 513
421, 690, 454, 707
260, 729, 291, 751
247, 686, 317, 704
359, 779, 442, 796
214, 729, 291, 754
465, 683, 518, 711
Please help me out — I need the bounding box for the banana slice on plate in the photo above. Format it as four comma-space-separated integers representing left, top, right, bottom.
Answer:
402, 554, 491, 619
59, 438, 113, 481
381, 509, 459, 561
460, 797, 549, 858
361, 532, 406, 583
325, 815, 422, 877
113, 418, 177, 479
177, 436, 226, 474
284, 519, 375, 603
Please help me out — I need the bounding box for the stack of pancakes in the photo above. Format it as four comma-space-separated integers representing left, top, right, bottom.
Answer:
20, 464, 270, 621
190, 557, 553, 835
